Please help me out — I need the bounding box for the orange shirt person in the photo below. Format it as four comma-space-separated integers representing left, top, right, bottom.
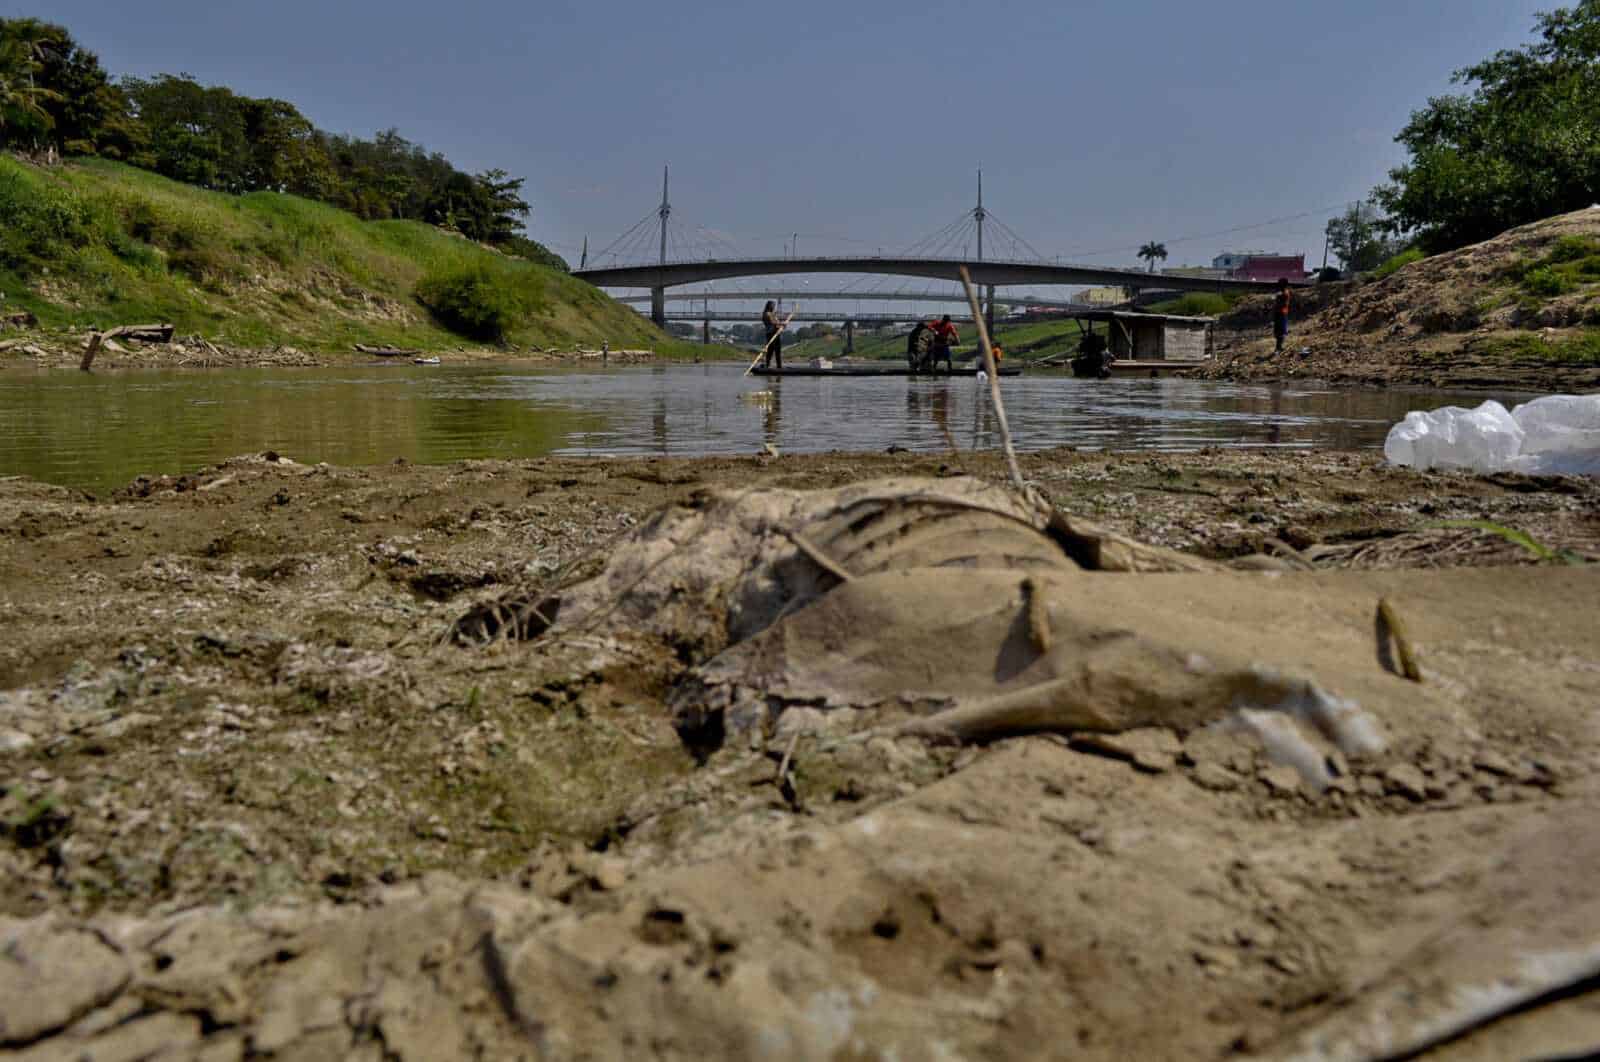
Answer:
1272, 279, 1292, 355
930, 315, 959, 373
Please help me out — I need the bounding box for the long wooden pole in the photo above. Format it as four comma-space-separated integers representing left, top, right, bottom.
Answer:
958, 266, 1026, 494
743, 309, 796, 377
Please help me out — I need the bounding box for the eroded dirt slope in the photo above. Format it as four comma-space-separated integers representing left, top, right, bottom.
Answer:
1204, 207, 1600, 391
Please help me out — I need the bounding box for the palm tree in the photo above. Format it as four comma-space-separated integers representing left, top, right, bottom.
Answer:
1138, 241, 1169, 273
0, 26, 57, 144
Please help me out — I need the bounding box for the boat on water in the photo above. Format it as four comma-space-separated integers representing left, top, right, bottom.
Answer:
750, 365, 1022, 378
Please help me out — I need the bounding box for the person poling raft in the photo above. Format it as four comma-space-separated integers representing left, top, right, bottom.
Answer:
760, 301, 784, 371
745, 303, 795, 376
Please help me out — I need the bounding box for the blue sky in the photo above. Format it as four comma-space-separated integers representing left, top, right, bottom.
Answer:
25, 0, 1549, 270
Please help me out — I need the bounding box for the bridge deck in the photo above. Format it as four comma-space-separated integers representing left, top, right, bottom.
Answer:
751, 365, 1023, 378
576, 255, 1294, 294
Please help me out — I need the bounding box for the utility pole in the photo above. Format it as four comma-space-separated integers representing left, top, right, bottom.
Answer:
580, 235, 588, 270
974, 169, 985, 263
975, 170, 995, 339
651, 166, 670, 327
658, 166, 671, 267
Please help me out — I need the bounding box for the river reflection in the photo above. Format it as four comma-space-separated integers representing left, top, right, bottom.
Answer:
0, 362, 1531, 491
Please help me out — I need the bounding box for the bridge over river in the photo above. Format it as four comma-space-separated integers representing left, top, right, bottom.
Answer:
576, 256, 1279, 325
576, 169, 1297, 330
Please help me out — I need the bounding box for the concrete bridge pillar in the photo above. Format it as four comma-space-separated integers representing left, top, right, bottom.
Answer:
985, 285, 996, 339
844, 319, 855, 354
650, 287, 666, 327
702, 318, 711, 345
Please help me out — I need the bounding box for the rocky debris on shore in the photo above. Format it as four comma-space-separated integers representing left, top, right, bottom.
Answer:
0, 327, 320, 369
0, 328, 668, 370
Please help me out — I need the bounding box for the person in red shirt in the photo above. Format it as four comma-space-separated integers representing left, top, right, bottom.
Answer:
1272, 278, 1292, 355
930, 315, 959, 373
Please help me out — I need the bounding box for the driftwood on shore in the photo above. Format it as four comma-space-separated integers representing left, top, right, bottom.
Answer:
80, 323, 178, 370
353, 344, 421, 357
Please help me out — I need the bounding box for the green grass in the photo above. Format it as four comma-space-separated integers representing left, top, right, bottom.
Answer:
1372, 247, 1425, 281
1476, 329, 1600, 363
1500, 235, 1600, 303
1439, 520, 1589, 565
0, 155, 690, 354
1143, 292, 1234, 316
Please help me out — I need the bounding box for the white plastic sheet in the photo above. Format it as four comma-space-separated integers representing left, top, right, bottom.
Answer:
1385, 394, 1600, 475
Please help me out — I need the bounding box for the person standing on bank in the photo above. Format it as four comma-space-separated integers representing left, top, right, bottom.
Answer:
761, 301, 784, 371
1272, 278, 1292, 355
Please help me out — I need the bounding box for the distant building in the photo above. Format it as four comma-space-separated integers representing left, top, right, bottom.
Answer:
1073, 286, 1128, 305
1229, 254, 1308, 282
1212, 251, 1309, 280
1211, 251, 1260, 271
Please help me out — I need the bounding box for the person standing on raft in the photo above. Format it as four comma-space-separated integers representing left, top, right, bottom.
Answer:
930, 314, 959, 373
761, 301, 784, 371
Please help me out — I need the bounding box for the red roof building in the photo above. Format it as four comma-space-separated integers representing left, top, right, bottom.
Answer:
1229, 254, 1308, 282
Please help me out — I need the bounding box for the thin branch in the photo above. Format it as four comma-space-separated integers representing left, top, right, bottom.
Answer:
958, 266, 1026, 495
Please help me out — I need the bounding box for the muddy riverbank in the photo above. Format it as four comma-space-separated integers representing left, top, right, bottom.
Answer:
0, 325, 682, 371
2, 447, 1598, 1059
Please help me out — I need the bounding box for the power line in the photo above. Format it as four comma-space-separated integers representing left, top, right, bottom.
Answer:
1059, 203, 1350, 260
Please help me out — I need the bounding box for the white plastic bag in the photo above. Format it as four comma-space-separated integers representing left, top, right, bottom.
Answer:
1385, 393, 1600, 475
1509, 394, 1600, 475
1383, 400, 1525, 472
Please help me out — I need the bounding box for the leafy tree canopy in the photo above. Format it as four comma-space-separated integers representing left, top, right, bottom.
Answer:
0, 17, 555, 265
1324, 203, 1409, 273
1375, 1, 1600, 251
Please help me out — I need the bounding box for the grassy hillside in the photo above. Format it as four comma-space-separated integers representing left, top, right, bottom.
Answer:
0, 156, 691, 354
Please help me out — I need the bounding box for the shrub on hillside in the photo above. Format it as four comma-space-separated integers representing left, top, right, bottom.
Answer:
1371, 248, 1424, 281
0, 162, 97, 269
1546, 235, 1600, 263
1150, 292, 1232, 317
1522, 265, 1576, 298
415, 264, 527, 342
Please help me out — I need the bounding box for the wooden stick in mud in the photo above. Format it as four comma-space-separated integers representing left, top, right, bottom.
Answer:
743, 309, 796, 377
958, 267, 1026, 495
1377, 596, 1423, 682
80, 332, 104, 372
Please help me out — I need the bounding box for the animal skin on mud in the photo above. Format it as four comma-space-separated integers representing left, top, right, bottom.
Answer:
455, 477, 1386, 784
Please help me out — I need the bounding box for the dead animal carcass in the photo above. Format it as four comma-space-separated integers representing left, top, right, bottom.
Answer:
454, 477, 1384, 787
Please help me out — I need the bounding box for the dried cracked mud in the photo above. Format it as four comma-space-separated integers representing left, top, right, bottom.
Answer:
2, 446, 1598, 1060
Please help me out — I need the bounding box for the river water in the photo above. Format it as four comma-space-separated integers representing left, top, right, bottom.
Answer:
0, 362, 1527, 492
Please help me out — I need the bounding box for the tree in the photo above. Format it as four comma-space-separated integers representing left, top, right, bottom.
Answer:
3, 20, 133, 156
1324, 203, 1401, 273
123, 75, 252, 191
1375, 1, 1600, 251
1138, 241, 1168, 273
0, 20, 58, 147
